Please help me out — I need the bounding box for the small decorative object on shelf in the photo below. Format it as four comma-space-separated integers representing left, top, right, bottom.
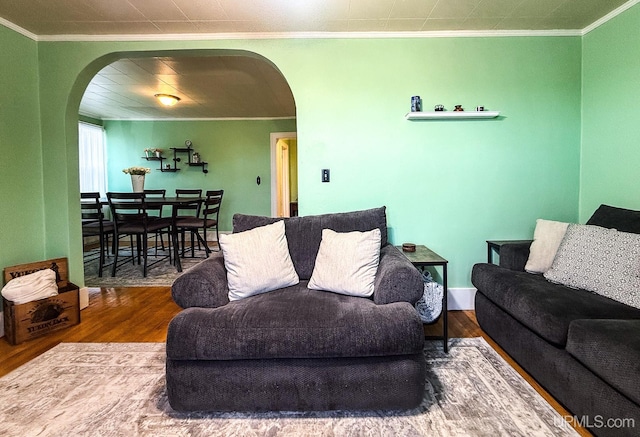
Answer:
476, 106, 485, 111
434, 104, 445, 112
144, 147, 163, 158
454, 105, 464, 112
411, 96, 422, 112
192, 152, 200, 163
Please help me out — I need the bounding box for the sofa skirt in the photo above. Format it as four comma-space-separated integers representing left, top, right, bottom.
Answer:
476, 293, 640, 437
166, 353, 426, 412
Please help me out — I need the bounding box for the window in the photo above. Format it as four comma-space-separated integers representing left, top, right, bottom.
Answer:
78, 122, 107, 196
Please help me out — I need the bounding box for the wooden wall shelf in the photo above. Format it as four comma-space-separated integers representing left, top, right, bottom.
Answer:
405, 111, 500, 120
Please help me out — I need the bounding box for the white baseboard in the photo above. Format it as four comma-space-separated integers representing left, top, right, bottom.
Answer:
447, 288, 476, 311
79, 287, 89, 310
202, 230, 230, 242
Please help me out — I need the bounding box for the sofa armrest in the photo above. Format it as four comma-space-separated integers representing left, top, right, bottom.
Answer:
498, 242, 531, 272
373, 245, 423, 305
171, 252, 230, 309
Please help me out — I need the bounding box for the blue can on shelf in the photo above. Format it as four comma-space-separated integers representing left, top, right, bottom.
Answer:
411, 96, 422, 112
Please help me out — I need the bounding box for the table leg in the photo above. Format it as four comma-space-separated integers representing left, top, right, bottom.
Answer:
169, 208, 183, 272
442, 263, 448, 353
171, 224, 183, 271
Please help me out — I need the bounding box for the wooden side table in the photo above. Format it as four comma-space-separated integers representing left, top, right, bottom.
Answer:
398, 245, 449, 353
486, 240, 533, 264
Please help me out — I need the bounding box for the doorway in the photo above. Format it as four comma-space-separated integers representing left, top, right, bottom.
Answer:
270, 132, 298, 217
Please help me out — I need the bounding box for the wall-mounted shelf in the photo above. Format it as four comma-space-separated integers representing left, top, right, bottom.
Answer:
141, 142, 209, 174
188, 162, 209, 174
405, 111, 500, 120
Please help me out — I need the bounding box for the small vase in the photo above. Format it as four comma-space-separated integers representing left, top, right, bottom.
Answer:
131, 174, 145, 192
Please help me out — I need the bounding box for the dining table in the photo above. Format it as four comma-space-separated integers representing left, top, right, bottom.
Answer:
84, 196, 206, 273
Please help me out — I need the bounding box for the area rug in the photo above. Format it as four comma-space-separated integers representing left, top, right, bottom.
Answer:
83, 247, 209, 287
0, 338, 577, 436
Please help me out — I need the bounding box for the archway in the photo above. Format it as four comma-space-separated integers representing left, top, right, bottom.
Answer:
67, 49, 297, 286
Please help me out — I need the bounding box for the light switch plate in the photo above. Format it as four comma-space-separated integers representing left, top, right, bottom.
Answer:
322, 169, 330, 182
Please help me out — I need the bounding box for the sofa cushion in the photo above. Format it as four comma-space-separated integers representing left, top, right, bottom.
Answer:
232, 207, 388, 280
166, 283, 424, 361
587, 204, 640, 234
219, 221, 299, 301
308, 228, 381, 297
544, 224, 640, 309
471, 263, 640, 346
567, 319, 640, 406
525, 219, 569, 274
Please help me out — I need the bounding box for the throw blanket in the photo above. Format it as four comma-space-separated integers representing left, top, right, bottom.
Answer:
415, 272, 443, 323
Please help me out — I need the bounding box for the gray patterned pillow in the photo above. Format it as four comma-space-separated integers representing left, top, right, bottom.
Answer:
544, 224, 640, 308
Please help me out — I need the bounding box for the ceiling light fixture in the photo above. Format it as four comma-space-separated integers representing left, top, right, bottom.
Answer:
154, 93, 181, 106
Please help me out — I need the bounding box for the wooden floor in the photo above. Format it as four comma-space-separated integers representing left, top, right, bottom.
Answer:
0, 286, 589, 436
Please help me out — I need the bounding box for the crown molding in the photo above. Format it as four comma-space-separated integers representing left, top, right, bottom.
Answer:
37, 29, 581, 42
95, 116, 296, 122
582, 0, 640, 35
0, 16, 37, 40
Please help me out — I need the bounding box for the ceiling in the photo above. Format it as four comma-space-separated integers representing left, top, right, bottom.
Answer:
0, 0, 631, 36
80, 55, 296, 120
1, 0, 632, 120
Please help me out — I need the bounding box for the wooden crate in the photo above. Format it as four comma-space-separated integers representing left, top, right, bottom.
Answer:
3, 258, 81, 345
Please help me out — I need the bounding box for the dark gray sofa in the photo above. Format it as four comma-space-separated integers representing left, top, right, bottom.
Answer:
472, 205, 640, 437
166, 207, 426, 412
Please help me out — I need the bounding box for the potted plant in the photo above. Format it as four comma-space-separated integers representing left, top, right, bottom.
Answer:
122, 166, 151, 192
144, 148, 163, 158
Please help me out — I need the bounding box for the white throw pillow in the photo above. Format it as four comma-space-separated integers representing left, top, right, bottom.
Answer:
219, 221, 299, 301
1, 269, 59, 304
544, 224, 640, 309
308, 228, 381, 297
525, 219, 570, 274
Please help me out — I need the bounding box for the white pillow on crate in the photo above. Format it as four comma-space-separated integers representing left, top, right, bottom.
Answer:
1, 269, 59, 305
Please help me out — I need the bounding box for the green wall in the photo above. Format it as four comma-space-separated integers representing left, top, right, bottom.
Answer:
104, 118, 297, 231
0, 24, 588, 288
292, 37, 582, 286
581, 3, 640, 221
0, 25, 44, 272
36, 36, 582, 287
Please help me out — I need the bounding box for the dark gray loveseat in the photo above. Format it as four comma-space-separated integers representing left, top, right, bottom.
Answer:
166, 207, 426, 412
472, 205, 640, 437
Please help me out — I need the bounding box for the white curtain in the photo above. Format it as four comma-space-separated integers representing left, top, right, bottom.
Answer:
78, 122, 107, 197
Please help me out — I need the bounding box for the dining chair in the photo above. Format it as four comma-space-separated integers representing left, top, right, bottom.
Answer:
144, 189, 170, 258
174, 189, 203, 256
175, 190, 224, 257
81, 192, 114, 277
107, 192, 173, 277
